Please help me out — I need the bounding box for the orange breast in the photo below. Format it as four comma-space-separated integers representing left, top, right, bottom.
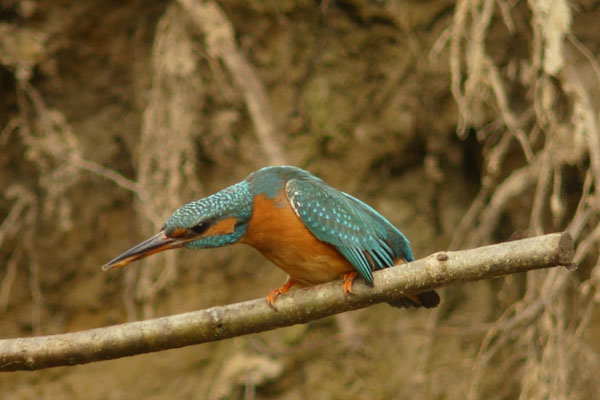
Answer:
240, 190, 355, 285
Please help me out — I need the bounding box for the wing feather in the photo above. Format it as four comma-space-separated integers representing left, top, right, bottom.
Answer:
286, 178, 409, 284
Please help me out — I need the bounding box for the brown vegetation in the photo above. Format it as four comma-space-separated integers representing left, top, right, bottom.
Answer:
0, 0, 599, 399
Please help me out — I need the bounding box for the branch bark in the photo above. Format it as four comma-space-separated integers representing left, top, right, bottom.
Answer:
0, 233, 574, 372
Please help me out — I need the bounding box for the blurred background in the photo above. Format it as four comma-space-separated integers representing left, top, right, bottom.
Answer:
1, 0, 599, 399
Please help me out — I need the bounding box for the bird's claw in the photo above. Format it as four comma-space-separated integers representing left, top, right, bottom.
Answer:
266, 278, 297, 309
266, 289, 282, 309
343, 271, 358, 295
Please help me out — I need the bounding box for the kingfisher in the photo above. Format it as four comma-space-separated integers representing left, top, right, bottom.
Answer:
103, 166, 439, 309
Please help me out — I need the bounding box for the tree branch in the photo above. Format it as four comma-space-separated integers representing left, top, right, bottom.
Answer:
0, 233, 574, 372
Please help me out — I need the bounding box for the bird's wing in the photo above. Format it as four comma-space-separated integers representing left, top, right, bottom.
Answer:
285, 178, 399, 284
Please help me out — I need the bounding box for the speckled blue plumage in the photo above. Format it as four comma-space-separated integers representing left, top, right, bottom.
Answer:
249, 166, 413, 284
163, 166, 414, 284
164, 182, 253, 248
104, 166, 438, 308
245, 166, 315, 199
282, 169, 413, 284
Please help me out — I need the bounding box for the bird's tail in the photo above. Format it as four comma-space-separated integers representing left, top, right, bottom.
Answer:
387, 290, 440, 309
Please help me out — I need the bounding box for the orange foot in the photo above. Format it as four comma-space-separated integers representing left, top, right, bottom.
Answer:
267, 277, 297, 308
343, 271, 358, 295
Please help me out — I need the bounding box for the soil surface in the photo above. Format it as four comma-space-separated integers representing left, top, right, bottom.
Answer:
1, 1, 599, 399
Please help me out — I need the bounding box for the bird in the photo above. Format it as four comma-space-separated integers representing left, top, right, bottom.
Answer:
102, 166, 439, 309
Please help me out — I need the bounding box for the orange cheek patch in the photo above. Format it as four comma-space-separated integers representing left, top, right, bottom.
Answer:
203, 217, 238, 236
170, 228, 188, 238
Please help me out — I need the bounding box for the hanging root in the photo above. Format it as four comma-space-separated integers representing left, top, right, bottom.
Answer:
442, 1, 600, 398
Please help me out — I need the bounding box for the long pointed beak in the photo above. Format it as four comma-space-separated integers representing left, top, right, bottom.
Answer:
102, 231, 183, 271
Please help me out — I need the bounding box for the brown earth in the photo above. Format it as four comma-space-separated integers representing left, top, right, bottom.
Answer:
1, 1, 599, 399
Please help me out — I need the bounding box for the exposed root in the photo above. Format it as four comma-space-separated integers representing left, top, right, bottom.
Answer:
177, 0, 287, 166
443, 0, 600, 397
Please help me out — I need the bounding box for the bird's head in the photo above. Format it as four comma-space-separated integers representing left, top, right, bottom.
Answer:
102, 182, 253, 271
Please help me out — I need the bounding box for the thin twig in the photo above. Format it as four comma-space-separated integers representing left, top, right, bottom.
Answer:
466, 161, 539, 246
0, 246, 21, 311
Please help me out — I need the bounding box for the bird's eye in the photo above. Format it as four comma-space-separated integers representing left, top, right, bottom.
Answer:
191, 223, 209, 235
